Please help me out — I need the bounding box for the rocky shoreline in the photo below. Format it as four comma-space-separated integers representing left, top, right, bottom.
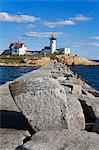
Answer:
56, 55, 99, 66
0, 55, 99, 67
0, 61, 99, 150
0, 57, 51, 68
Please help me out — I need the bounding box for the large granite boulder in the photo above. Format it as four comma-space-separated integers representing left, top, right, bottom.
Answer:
19, 129, 99, 150
9, 77, 68, 132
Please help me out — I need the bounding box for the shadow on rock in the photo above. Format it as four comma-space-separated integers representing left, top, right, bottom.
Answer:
0, 110, 35, 135
79, 99, 96, 132
15, 145, 29, 150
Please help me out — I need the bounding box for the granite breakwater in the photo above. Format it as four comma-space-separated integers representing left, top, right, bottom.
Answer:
0, 61, 99, 150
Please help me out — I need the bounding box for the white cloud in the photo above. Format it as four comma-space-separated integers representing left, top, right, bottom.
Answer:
91, 36, 99, 40
44, 14, 91, 28
72, 14, 91, 21
44, 20, 75, 28
0, 12, 39, 23
63, 20, 75, 25
24, 32, 64, 38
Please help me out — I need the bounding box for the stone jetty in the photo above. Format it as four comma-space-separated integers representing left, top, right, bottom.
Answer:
0, 60, 99, 150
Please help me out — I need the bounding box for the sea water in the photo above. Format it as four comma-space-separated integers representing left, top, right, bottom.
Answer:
73, 66, 99, 91
0, 66, 37, 85
0, 66, 99, 91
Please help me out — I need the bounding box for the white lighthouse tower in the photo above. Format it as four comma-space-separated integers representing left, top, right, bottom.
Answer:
50, 35, 56, 54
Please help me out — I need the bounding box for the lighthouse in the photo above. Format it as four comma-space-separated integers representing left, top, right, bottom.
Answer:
50, 35, 56, 54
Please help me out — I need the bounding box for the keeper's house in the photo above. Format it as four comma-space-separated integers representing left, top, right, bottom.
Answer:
9, 42, 28, 55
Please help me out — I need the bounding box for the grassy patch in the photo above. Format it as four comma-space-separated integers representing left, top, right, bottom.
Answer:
0, 55, 42, 64
45, 53, 58, 60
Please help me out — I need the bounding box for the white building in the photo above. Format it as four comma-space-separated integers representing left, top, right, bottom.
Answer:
60, 48, 71, 54
41, 36, 71, 55
8, 37, 71, 56
41, 35, 57, 54
9, 42, 28, 55
50, 35, 56, 54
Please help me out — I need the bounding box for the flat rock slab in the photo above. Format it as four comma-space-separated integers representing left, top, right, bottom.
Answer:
0, 128, 30, 150
9, 77, 68, 132
21, 129, 99, 150
67, 93, 85, 129
15, 61, 54, 81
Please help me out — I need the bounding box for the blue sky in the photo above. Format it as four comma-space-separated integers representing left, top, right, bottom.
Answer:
0, 0, 99, 59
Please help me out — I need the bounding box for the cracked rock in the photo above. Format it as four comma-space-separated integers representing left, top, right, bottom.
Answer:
9, 77, 68, 132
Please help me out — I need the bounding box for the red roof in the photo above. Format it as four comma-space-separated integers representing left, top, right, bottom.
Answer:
15, 42, 24, 48
9, 42, 26, 49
